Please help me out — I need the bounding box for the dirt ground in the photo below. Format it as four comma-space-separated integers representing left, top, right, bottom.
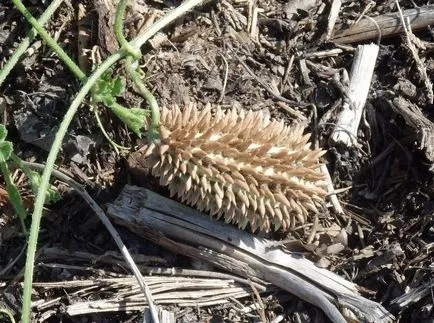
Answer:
1, 0, 434, 322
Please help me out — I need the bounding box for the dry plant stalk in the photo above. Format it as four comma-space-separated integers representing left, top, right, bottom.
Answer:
129, 104, 327, 232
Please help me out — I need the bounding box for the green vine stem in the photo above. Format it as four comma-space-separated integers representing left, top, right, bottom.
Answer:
115, 0, 159, 139
10, 153, 35, 179
0, 0, 64, 87
93, 107, 131, 154
20, 0, 205, 321
125, 56, 160, 141
0, 160, 27, 234
115, 0, 141, 59
9, 153, 59, 204
6, 0, 141, 153
20, 51, 121, 323
10, 0, 86, 81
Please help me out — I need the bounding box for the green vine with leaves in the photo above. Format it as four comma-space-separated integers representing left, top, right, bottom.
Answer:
0, 0, 204, 321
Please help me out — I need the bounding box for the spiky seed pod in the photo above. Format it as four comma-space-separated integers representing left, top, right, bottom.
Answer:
129, 103, 327, 232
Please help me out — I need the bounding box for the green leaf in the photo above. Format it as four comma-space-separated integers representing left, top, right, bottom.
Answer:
0, 142, 12, 162
91, 70, 125, 106
0, 125, 12, 162
0, 160, 27, 232
103, 96, 114, 107
109, 103, 148, 137
111, 76, 125, 97
91, 71, 149, 138
28, 170, 61, 205
4, 175, 27, 217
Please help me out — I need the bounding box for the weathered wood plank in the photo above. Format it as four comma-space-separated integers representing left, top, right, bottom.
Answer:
107, 185, 395, 322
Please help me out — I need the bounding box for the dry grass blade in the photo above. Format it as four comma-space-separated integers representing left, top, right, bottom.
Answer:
32, 275, 257, 320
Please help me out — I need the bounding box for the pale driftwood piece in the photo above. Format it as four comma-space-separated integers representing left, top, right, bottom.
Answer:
330, 44, 379, 146
389, 97, 434, 170
332, 5, 434, 44
390, 279, 434, 310
325, 0, 342, 40
107, 185, 395, 323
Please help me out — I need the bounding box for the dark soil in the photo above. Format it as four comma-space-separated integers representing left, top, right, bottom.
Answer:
1, 0, 434, 322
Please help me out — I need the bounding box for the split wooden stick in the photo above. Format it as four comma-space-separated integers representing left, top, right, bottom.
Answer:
107, 185, 395, 323
330, 44, 379, 146
332, 5, 434, 44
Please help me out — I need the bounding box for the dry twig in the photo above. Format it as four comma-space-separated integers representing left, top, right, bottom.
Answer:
332, 4, 434, 44
395, 0, 433, 104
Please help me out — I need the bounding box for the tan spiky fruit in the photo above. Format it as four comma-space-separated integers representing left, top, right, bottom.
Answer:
128, 103, 327, 232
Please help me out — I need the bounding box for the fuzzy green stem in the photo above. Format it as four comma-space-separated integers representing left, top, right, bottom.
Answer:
10, 153, 34, 179
93, 107, 131, 153
9, 153, 54, 202
0, 0, 64, 88
115, 0, 159, 140
20, 0, 204, 321
10, 0, 86, 81
125, 56, 160, 141
0, 160, 27, 234
115, 0, 141, 59
20, 52, 122, 323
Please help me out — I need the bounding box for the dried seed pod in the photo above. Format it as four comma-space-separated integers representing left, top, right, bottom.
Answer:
128, 103, 327, 232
